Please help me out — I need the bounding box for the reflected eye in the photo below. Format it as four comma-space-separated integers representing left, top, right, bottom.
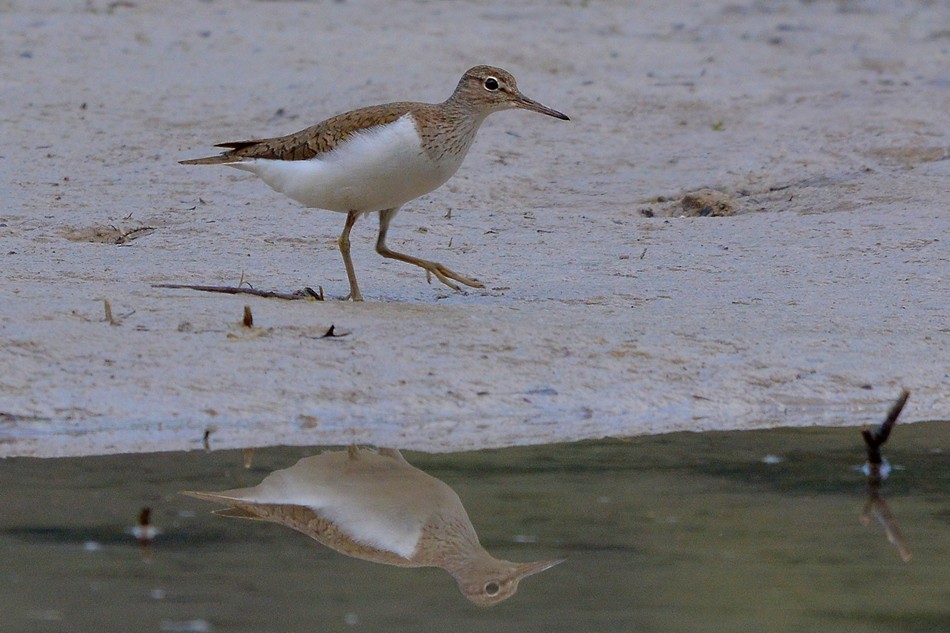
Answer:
484, 581, 500, 596
483, 77, 499, 91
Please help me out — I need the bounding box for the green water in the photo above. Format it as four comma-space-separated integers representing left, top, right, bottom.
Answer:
2, 423, 948, 633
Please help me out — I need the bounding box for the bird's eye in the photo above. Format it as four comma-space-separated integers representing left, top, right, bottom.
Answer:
483, 77, 499, 91
484, 581, 501, 596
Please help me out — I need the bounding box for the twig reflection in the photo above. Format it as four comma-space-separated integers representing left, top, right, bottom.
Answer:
859, 389, 911, 562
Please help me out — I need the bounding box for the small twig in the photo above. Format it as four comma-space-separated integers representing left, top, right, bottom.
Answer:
154, 283, 324, 301
242, 305, 254, 328
203, 428, 212, 452
103, 299, 119, 326
134, 507, 155, 548
320, 324, 349, 339
115, 226, 155, 244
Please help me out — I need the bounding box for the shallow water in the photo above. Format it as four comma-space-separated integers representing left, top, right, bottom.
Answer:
2, 423, 948, 633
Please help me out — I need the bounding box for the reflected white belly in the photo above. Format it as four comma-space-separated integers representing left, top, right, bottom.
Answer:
228, 114, 465, 213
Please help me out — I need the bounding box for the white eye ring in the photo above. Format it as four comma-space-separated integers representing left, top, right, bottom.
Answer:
483, 77, 500, 91
484, 581, 500, 595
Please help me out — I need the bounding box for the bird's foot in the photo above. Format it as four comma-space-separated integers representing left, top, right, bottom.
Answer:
343, 287, 364, 302
418, 260, 484, 292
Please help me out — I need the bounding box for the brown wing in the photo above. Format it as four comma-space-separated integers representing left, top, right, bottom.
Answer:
180, 102, 418, 165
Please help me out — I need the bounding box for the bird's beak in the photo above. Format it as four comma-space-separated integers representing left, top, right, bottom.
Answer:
514, 558, 566, 580
514, 94, 570, 120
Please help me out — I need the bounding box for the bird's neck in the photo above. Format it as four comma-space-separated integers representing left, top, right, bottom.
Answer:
416, 511, 483, 572
415, 102, 487, 163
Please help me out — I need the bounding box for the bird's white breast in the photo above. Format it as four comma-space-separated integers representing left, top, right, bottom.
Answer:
230, 114, 466, 213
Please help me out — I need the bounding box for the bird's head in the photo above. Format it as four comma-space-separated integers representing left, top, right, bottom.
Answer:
455, 556, 565, 606
452, 65, 569, 121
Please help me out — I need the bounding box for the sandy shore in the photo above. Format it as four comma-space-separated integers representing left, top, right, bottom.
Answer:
2, 0, 948, 457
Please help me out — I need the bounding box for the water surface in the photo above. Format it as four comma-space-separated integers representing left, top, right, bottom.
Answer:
2, 423, 948, 632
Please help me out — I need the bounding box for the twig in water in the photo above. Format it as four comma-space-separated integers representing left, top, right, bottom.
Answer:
858, 389, 912, 561
861, 389, 909, 481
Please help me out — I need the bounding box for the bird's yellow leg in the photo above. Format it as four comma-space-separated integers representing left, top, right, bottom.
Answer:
375, 208, 483, 291
338, 210, 363, 301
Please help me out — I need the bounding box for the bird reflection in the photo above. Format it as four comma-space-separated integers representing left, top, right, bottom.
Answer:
183, 446, 562, 605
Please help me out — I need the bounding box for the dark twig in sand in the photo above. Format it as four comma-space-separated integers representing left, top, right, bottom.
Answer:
242, 305, 254, 328
153, 283, 324, 301
114, 226, 155, 244
320, 324, 349, 339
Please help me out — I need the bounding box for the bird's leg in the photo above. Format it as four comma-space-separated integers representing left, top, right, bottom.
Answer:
375, 207, 484, 291
338, 210, 363, 301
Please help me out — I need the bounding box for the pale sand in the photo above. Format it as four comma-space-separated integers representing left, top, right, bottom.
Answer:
1, 0, 948, 457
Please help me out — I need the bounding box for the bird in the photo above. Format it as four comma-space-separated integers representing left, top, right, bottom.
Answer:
182, 446, 563, 606
180, 65, 569, 301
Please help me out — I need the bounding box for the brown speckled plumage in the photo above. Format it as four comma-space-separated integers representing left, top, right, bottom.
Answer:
181, 103, 415, 164
180, 66, 567, 166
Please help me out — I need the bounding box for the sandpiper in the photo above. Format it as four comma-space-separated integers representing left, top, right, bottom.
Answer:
180, 65, 569, 301
183, 446, 563, 606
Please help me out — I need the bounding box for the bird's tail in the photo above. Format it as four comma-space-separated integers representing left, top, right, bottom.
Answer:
181, 488, 255, 504
181, 490, 268, 521
179, 154, 240, 166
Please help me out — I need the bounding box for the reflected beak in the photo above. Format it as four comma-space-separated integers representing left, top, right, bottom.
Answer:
515, 558, 567, 580
513, 94, 570, 120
